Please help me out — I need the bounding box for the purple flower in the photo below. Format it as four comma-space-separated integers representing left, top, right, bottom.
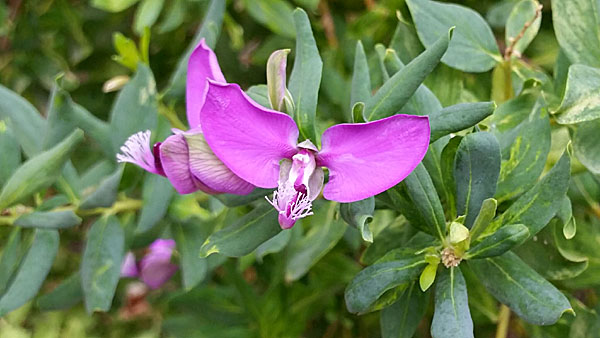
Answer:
199, 82, 431, 229
120, 239, 178, 289
116, 39, 254, 195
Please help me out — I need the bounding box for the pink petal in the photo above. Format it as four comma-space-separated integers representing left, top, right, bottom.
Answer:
186, 39, 226, 128
159, 134, 219, 194
117, 130, 163, 175
139, 239, 177, 289
200, 81, 300, 188
317, 114, 430, 203
183, 128, 255, 195
120, 252, 139, 278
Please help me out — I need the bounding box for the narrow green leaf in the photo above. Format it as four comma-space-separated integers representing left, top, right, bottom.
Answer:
0, 129, 83, 210
81, 216, 125, 313
404, 163, 447, 240
381, 282, 430, 338
469, 252, 572, 325
555, 64, 600, 124
79, 166, 123, 209
91, 0, 140, 12
407, 0, 500, 72
466, 224, 529, 259
133, 0, 165, 35
0, 85, 46, 157
340, 197, 374, 243
389, 12, 424, 64
345, 252, 427, 314
113, 33, 142, 71
245, 85, 271, 109
488, 152, 571, 238
266, 49, 290, 112
505, 0, 542, 57
552, 0, 600, 68
172, 222, 208, 290
165, 0, 225, 99
136, 174, 174, 233
157, 0, 185, 33
382, 48, 442, 117
109, 64, 158, 154
364, 29, 452, 121
350, 40, 371, 121
37, 273, 82, 311
200, 205, 280, 258
286, 202, 346, 281
214, 188, 271, 208
0, 123, 21, 186
14, 211, 81, 229
440, 136, 462, 218
470, 198, 497, 241
454, 132, 501, 228
242, 0, 295, 38
256, 229, 292, 263
430, 267, 474, 338
360, 216, 416, 265
0, 228, 21, 295
0, 229, 59, 316
288, 8, 322, 143
429, 102, 496, 142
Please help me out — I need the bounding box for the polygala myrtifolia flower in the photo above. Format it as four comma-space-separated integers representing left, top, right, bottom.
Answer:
198, 81, 431, 229
121, 239, 178, 289
117, 38, 254, 195
117, 39, 431, 229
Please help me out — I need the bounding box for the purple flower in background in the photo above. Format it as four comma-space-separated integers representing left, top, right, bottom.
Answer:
199, 81, 430, 229
116, 39, 254, 195
120, 239, 178, 289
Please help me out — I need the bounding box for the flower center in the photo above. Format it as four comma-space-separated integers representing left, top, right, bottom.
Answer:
266, 149, 323, 229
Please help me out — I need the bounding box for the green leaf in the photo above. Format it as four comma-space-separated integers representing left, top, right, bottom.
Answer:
44, 82, 111, 157
340, 197, 374, 243
0, 85, 46, 157
255, 229, 292, 263
214, 188, 271, 208
380, 282, 430, 338
350, 41, 371, 121
389, 12, 424, 64
345, 251, 427, 314
466, 224, 528, 259
91, 0, 140, 12
285, 202, 346, 281
469, 198, 498, 241
429, 102, 496, 142
0, 123, 21, 186
430, 267, 474, 338
79, 166, 123, 209
454, 132, 501, 228
133, 0, 165, 35
419, 263, 438, 291
14, 211, 81, 229
488, 152, 571, 238
404, 163, 447, 240
288, 8, 322, 143
555, 64, 600, 124
172, 222, 208, 290
552, 0, 600, 68
245, 85, 271, 109
200, 205, 281, 258
266, 49, 291, 112
136, 174, 174, 233
109, 64, 158, 154
491, 98, 551, 202
469, 252, 572, 325
242, 0, 295, 38
157, 0, 185, 33
164, 0, 225, 100
360, 216, 416, 265
406, 0, 500, 72
0, 129, 83, 210
0, 229, 59, 316
449, 222, 470, 244
0, 228, 21, 295
382, 48, 442, 117
37, 273, 82, 311
81, 216, 125, 313
505, 0, 542, 57
440, 136, 462, 218
113, 33, 142, 71
364, 29, 452, 121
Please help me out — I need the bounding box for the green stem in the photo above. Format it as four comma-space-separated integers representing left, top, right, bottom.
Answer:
158, 102, 186, 130
495, 305, 511, 338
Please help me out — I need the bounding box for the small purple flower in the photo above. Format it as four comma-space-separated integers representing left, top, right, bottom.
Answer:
199, 82, 431, 229
120, 239, 178, 290
116, 39, 254, 195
